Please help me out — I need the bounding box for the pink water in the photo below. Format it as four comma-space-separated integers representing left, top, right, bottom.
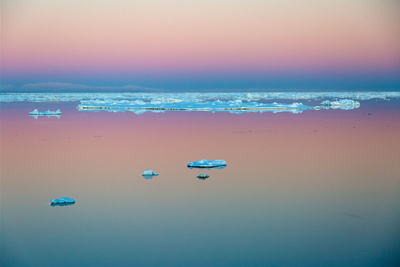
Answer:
1, 100, 400, 266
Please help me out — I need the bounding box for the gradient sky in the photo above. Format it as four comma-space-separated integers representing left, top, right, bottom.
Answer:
1, 0, 400, 91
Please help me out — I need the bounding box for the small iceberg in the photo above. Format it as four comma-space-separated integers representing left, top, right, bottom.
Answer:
320, 99, 360, 110
188, 159, 227, 169
29, 109, 62, 118
142, 169, 158, 179
51, 197, 75, 206
197, 174, 209, 180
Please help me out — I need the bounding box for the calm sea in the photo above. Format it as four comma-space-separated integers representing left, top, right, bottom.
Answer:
1, 96, 400, 266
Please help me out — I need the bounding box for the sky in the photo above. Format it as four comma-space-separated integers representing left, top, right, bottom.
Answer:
1, 0, 400, 91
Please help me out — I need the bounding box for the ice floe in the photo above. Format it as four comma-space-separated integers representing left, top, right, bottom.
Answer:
29, 109, 62, 118
142, 169, 158, 179
51, 197, 75, 206
188, 159, 227, 169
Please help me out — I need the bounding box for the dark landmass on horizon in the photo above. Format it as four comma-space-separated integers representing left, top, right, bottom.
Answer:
1, 81, 399, 93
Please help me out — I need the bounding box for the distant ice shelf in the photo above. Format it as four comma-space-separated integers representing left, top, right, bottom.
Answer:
1, 92, 399, 103
51, 197, 75, 206
188, 159, 227, 169
29, 109, 61, 118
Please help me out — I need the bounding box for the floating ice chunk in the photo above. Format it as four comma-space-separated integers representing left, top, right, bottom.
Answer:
197, 174, 209, 179
29, 109, 62, 118
142, 169, 158, 175
29, 109, 62, 115
320, 99, 360, 110
51, 197, 75, 206
188, 159, 227, 169
142, 169, 158, 179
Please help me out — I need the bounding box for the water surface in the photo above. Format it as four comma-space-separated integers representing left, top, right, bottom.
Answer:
1, 96, 400, 266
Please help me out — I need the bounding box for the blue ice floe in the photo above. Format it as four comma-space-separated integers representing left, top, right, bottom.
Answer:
51, 197, 75, 206
188, 159, 227, 169
320, 99, 360, 110
29, 109, 62, 118
142, 169, 158, 179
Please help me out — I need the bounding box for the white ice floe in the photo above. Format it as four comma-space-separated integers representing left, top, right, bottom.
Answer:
320, 99, 361, 110
51, 197, 75, 205
1, 92, 399, 103
29, 109, 62, 118
142, 169, 158, 178
188, 159, 227, 169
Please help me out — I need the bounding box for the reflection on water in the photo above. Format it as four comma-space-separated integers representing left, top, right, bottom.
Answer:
142, 174, 157, 179
50, 202, 75, 207
29, 114, 61, 119
197, 174, 210, 180
188, 165, 227, 169
1, 97, 400, 266
77, 99, 319, 114
30, 115, 61, 119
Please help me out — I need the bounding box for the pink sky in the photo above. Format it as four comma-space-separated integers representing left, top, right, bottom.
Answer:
1, 0, 400, 89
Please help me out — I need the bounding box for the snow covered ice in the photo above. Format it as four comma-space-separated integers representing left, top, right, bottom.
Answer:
188, 159, 227, 169
142, 169, 158, 176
